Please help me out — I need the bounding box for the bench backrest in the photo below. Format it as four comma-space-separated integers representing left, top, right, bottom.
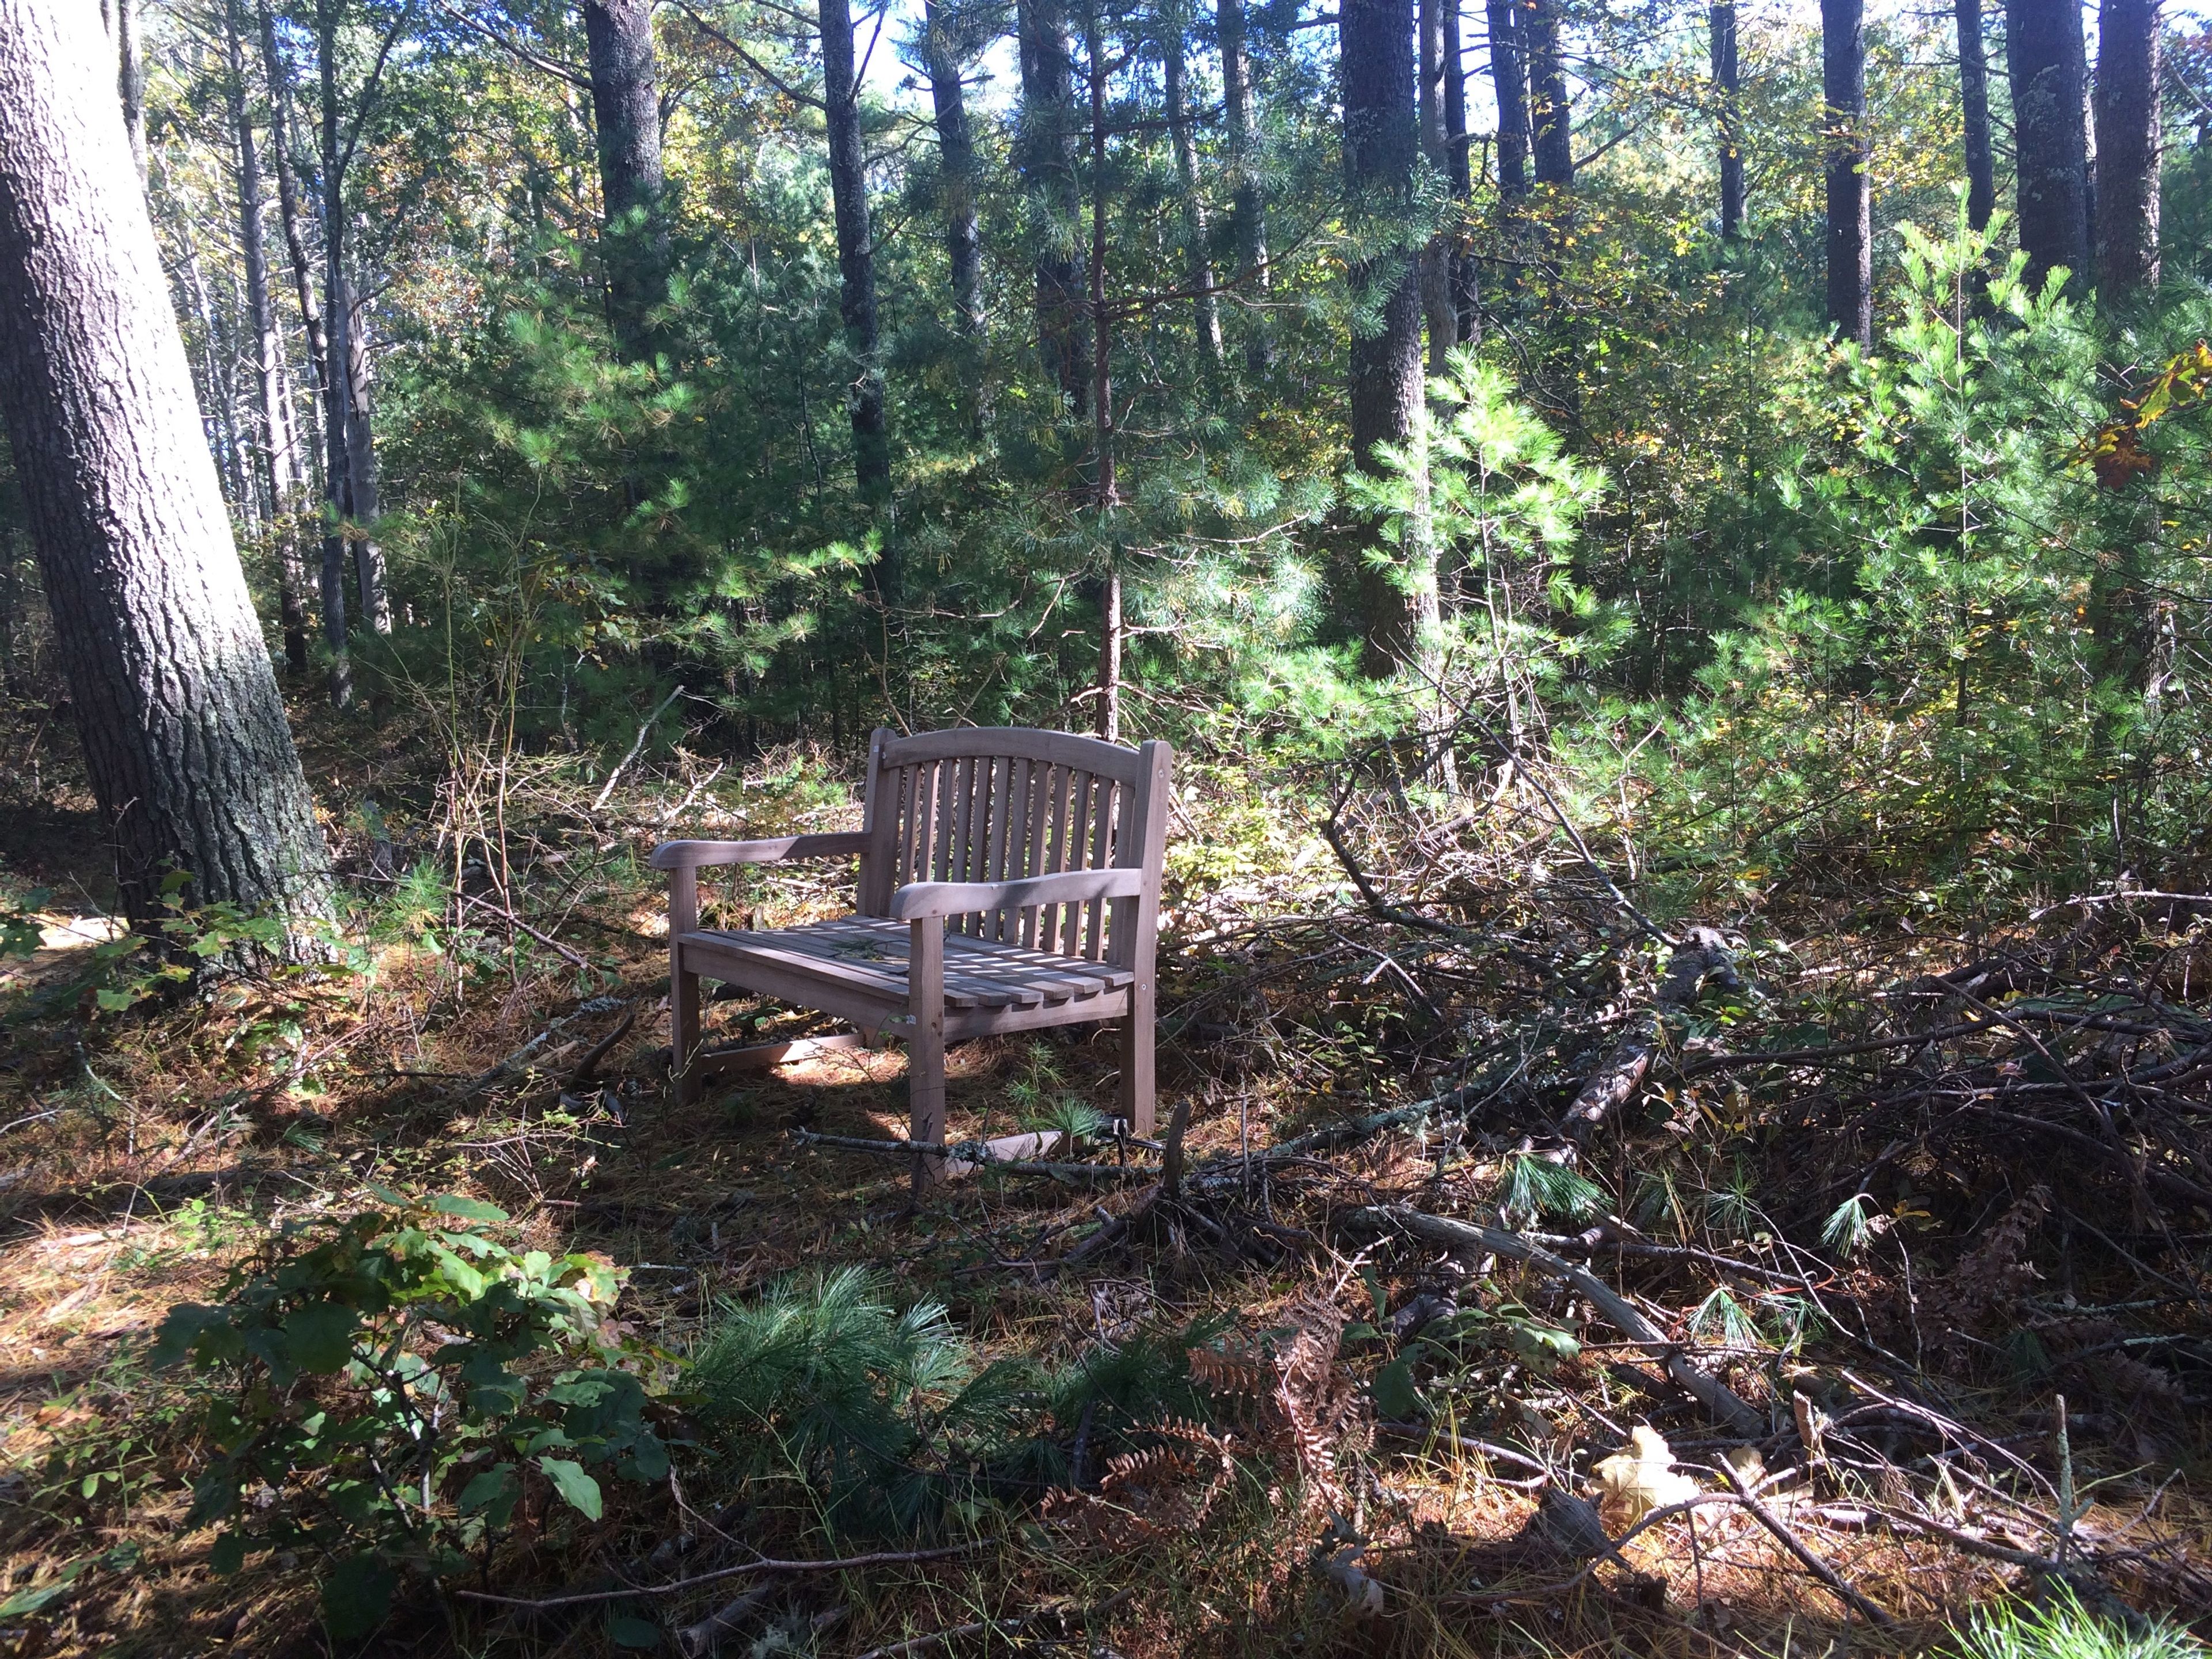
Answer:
856, 727, 1172, 970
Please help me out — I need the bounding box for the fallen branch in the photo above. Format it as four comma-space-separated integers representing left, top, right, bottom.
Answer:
456, 889, 593, 970
1713, 1455, 1894, 1626
851, 1588, 1136, 1659
452, 1541, 981, 1612
592, 682, 685, 812
1560, 927, 1737, 1143
570, 1009, 637, 1089
792, 1128, 1155, 1183
1353, 1206, 1765, 1435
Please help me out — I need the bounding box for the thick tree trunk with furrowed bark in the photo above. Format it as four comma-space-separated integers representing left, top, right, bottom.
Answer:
1218, 0, 1271, 373
922, 0, 984, 339
581, 0, 671, 359
2007, 0, 2089, 293
1956, 0, 1994, 233
1525, 0, 1570, 190
1711, 1, 1743, 239
1343, 0, 1435, 678
1823, 0, 1871, 344
2093, 0, 2160, 302
0, 0, 333, 941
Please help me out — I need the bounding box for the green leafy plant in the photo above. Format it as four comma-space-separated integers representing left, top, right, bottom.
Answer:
151, 1194, 667, 1639
1499, 1155, 1609, 1227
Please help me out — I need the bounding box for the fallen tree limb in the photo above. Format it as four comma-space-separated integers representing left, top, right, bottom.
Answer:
452, 1541, 981, 1612
1713, 1456, 1894, 1626
851, 1589, 1135, 1659
1352, 1206, 1765, 1435
1560, 927, 1737, 1143
791, 1128, 1154, 1183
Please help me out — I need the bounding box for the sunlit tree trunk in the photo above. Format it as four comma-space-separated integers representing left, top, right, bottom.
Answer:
819, 0, 889, 502
344, 286, 388, 632
1017, 0, 1088, 416
1525, 0, 1570, 189
315, 0, 353, 704
1711, 1, 1743, 240
1419, 0, 1455, 374
581, 0, 671, 358
1956, 0, 1994, 233
1443, 0, 1479, 343
1822, 0, 1871, 344
225, 0, 309, 675
2094, 0, 2160, 301
1218, 0, 1271, 373
921, 0, 984, 338
2006, 0, 2089, 293
115, 0, 148, 183
1343, 0, 1434, 677
1488, 0, 1530, 204
1162, 7, 1221, 364
0, 0, 332, 941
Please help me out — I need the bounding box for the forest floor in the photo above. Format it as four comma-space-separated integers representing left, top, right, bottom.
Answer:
1, 705, 2209, 1659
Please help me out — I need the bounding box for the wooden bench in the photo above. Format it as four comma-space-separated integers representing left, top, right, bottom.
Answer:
652, 726, 1172, 1187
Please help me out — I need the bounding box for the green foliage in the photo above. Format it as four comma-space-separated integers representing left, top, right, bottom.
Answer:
1942, 1587, 2203, 1659
151, 1195, 667, 1638
1498, 1155, 1609, 1227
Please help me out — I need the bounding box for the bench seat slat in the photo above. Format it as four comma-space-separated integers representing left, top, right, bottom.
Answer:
684, 916, 1134, 1011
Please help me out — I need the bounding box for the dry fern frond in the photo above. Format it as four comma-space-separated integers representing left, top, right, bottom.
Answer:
1925, 1183, 2050, 1371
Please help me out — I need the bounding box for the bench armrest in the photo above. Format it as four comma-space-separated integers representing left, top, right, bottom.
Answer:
889, 867, 1145, 921
650, 832, 870, 871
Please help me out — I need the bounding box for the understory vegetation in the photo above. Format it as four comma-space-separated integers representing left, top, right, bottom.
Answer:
3, 0, 2212, 1651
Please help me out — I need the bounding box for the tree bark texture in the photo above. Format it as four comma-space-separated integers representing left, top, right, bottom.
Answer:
1443, 0, 1479, 344
1218, 0, 1271, 373
226, 0, 309, 675
1487, 0, 1530, 202
344, 287, 389, 631
1342, 0, 1433, 677
1822, 0, 1871, 345
2006, 0, 2089, 293
581, 0, 671, 359
1956, 0, 1994, 233
1017, 0, 1089, 416
922, 0, 984, 336
316, 0, 353, 705
819, 0, 890, 501
1419, 0, 1456, 373
0, 0, 332, 936
1711, 1, 1743, 240
115, 0, 148, 183
259, 0, 328, 442
1525, 0, 1570, 190
1086, 8, 1115, 510
1162, 11, 1222, 364
2093, 0, 2160, 300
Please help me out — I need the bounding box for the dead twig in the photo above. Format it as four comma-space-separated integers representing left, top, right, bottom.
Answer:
1711, 1456, 1895, 1626
452, 1542, 982, 1612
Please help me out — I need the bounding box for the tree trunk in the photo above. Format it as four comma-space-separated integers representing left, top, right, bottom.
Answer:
344, 286, 388, 631
1218, 0, 1271, 372
1086, 5, 1115, 509
315, 0, 352, 706
2093, 0, 2160, 301
921, 0, 984, 337
0, 0, 332, 940
1525, 0, 1570, 189
259, 0, 328, 440
580, 0, 671, 359
819, 0, 890, 502
1956, 0, 1994, 233
1017, 0, 1089, 416
1822, 0, 1871, 344
226, 0, 308, 675
1488, 0, 1531, 203
1162, 10, 1222, 363
1711, 1, 1743, 239
2006, 0, 2089, 293
1343, 0, 1433, 677
115, 0, 147, 183
1419, 0, 1455, 374
1443, 0, 1479, 343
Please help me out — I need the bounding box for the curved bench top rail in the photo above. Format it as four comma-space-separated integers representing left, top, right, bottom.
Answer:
877, 725, 1145, 782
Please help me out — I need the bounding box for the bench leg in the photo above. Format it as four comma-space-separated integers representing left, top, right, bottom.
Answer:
1120, 983, 1156, 1137
908, 921, 946, 1194
671, 959, 702, 1107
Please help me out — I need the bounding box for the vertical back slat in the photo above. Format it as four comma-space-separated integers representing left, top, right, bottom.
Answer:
1020, 763, 1054, 948
857, 732, 899, 915
988, 757, 1023, 941
1083, 778, 1116, 959
1059, 770, 1094, 956
933, 754, 960, 883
